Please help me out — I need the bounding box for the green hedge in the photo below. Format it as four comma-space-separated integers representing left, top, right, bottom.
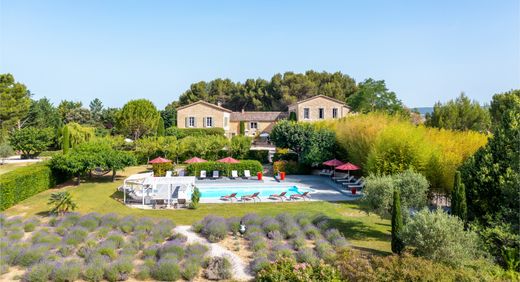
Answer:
186, 160, 263, 177
247, 150, 270, 164
0, 163, 56, 210
165, 127, 225, 139
273, 152, 299, 162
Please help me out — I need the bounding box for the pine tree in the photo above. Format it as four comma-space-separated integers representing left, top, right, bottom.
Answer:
62, 125, 70, 154
391, 188, 404, 254
157, 117, 165, 137
451, 171, 461, 217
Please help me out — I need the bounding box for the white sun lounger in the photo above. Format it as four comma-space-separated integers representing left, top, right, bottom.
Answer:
165, 171, 172, 177
231, 170, 239, 179
243, 170, 251, 179
212, 170, 220, 179
199, 170, 207, 179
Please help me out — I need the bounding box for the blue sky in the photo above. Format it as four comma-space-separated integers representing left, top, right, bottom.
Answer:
1, 0, 518, 109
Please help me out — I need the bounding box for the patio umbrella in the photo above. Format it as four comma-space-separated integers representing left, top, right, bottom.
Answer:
184, 157, 207, 164
217, 157, 240, 163
217, 157, 240, 177
148, 157, 172, 164
322, 159, 344, 177
335, 162, 361, 178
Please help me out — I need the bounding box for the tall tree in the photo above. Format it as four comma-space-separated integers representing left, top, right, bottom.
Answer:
62, 124, 70, 154
89, 98, 104, 123
347, 78, 407, 116
117, 99, 160, 140
391, 188, 404, 254
57, 100, 91, 124
425, 93, 491, 131
157, 117, 165, 137
0, 73, 31, 131
489, 89, 520, 127
461, 91, 519, 224
451, 171, 461, 217
9, 127, 53, 158
161, 101, 178, 128
25, 98, 61, 129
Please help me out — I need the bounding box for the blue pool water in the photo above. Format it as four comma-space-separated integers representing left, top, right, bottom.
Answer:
196, 185, 310, 199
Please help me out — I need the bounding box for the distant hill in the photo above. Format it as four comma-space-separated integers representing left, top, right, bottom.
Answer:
412, 107, 434, 116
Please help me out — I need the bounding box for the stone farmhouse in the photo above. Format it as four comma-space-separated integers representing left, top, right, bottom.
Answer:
176, 95, 351, 138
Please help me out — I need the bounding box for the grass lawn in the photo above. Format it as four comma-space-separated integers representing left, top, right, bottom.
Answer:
4, 165, 391, 254
0, 162, 35, 175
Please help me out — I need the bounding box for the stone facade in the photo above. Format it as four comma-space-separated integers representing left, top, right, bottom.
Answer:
288, 95, 350, 122
177, 95, 350, 138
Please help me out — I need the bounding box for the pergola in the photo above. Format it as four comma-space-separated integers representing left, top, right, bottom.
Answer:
122, 173, 196, 208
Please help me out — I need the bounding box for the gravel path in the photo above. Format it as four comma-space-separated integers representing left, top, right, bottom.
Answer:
174, 226, 253, 281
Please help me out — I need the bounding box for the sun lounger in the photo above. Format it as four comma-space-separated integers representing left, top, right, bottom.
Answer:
269, 191, 287, 201
342, 178, 363, 187
165, 171, 172, 177
178, 170, 185, 176
242, 170, 251, 179
333, 175, 354, 182
212, 171, 220, 179
221, 193, 238, 202
336, 176, 356, 184
241, 192, 261, 202
290, 191, 311, 201
231, 170, 239, 179
199, 170, 207, 179
319, 169, 333, 176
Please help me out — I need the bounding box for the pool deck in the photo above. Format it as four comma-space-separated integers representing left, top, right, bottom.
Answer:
195, 175, 361, 203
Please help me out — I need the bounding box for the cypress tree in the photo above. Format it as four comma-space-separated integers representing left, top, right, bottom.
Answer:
391, 188, 404, 254
157, 117, 165, 137
451, 171, 461, 217
62, 125, 70, 154
458, 182, 467, 221
289, 111, 297, 121
239, 121, 245, 135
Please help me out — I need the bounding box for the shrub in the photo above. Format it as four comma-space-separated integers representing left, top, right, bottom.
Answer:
165, 127, 225, 139
0, 163, 56, 210
226, 217, 241, 235
242, 213, 261, 225
203, 256, 232, 280
63, 227, 88, 246
267, 230, 283, 241
118, 216, 137, 234
270, 243, 294, 261
58, 245, 75, 257
324, 229, 348, 248
250, 236, 268, 252
400, 208, 480, 266
78, 216, 100, 231
257, 257, 342, 282
296, 248, 319, 265
181, 259, 201, 281
83, 258, 105, 282
198, 216, 228, 242
362, 170, 429, 218
152, 162, 173, 177
188, 187, 201, 209
22, 262, 53, 282
135, 264, 151, 280
186, 160, 262, 177
273, 160, 310, 175
261, 217, 281, 234
51, 261, 81, 282
185, 243, 209, 261
104, 257, 133, 282
291, 236, 307, 251
100, 213, 119, 228
96, 242, 118, 260
282, 222, 302, 239
250, 255, 270, 274
15, 244, 49, 267
303, 225, 321, 240
106, 232, 125, 248
247, 149, 270, 163
23, 218, 39, 232
158, 240, 185, 260
135, 217, 154, 233
151, 258, 181, 281
31, 231, 61, 246
315, 239, 336, 263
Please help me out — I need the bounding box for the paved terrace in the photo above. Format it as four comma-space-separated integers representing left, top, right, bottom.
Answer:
195, 175, 361, 203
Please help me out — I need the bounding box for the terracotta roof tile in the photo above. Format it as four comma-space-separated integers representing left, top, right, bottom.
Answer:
230, 111, 288, 121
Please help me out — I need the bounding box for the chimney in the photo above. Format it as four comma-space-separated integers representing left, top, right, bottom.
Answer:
241, 108, 245, 114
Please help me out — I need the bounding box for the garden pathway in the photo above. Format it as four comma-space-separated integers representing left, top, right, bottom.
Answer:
174, 225, 253, 281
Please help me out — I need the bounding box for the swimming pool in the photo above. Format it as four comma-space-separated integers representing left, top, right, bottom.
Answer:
195, 185, 312, 199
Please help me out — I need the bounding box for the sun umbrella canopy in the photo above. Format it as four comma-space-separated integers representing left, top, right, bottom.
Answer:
217, 157, 240, 163
184, 157, 207, 164
323, 159, 344, 167
336, 162, 361, 171
148, 157, 172, 164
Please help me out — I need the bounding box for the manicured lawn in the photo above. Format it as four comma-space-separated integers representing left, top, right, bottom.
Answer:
0, 162, 35, 175
4, 165, 391, 254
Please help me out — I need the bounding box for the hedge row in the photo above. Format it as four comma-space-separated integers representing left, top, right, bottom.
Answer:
186, 160, 263, 177
165, 127, 225, 139
246, 150, 269, 164
0, 163, 56, 210
273, 160, 310, 175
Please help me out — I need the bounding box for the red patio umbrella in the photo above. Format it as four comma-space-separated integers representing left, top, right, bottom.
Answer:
336, 162, 361, 177
217, 157, 240, 163
148, 157, 172, 164
184, 157, 207, 164
323, 159, 344, 177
